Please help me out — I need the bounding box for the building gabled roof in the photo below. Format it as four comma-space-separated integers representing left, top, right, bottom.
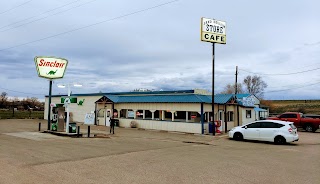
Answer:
95, 95, 119, 103
235, 94, 251, 99
213, 94, 235, 104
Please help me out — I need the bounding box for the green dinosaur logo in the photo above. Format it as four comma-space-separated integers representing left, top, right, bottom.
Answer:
78, 99, 85, 106
47, 70, 58, 75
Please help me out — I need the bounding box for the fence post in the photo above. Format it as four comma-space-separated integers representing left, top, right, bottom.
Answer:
38, 122, 41, 131
77, 126, 80, 138
87, 126, 90, 138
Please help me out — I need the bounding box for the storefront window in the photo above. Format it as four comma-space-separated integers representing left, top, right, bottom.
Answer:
227, 111, 234, 122
246, 110, 252, 118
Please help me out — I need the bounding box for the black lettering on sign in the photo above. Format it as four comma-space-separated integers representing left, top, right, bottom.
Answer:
204, 34, 209, 39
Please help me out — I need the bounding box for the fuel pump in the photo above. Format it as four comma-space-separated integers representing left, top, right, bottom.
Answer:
51, 108, 58, 131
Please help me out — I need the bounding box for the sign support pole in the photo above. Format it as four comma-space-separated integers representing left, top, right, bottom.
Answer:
212, 43, 216, 136
47, 80, 52, 130
201, 17, 226, 136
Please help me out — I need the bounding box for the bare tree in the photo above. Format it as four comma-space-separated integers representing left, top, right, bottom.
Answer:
243, 75, 267, 98
30, 97, 38, 106
220, 83, 244, 94
0, 92, 8, 108
19, 97, 42, 110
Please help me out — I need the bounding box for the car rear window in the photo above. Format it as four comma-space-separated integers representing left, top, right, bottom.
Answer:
279, 114, 297, 118
289, 124, 297, 129
276, 123, 285, 128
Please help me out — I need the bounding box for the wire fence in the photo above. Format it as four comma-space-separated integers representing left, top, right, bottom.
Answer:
0, 110, 44, 119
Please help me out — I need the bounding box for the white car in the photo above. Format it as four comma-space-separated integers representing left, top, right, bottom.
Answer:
229, 120, 299, 144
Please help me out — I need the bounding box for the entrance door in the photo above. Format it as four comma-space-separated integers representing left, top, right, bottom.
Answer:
105, 109, 112, 126
218, 110, 224, 132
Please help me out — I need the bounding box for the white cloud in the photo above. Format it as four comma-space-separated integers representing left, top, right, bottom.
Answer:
0, 0, 320, 100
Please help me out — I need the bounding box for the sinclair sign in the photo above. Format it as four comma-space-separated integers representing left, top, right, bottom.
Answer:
201, 17, 226, 44
34, 56, 68, 79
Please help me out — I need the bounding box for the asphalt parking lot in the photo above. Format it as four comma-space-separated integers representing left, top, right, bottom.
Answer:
0, 119, 319, 184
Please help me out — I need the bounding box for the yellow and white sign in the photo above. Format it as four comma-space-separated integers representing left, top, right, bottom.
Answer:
201, 17, 226, 44
34, 56, 68, 79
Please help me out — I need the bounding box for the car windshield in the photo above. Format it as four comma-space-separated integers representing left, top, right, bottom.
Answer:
289, 124, 297, 129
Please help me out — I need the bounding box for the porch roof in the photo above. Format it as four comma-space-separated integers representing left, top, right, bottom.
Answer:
113, 94, 211, 103
254, 107, 268, 112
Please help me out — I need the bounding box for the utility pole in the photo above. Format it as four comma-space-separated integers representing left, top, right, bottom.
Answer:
47, 80, 52, 130
235, 66, 238, 94
235, 66, 240, 126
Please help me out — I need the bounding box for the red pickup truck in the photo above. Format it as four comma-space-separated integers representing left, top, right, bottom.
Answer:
267, 112, 320, 132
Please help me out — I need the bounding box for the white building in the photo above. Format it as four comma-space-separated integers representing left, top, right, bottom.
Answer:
45, 90, 264, 134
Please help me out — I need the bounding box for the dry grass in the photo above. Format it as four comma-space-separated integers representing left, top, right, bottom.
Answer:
264, 100, 320, 114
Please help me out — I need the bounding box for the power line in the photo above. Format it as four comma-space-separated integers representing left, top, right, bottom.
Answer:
0, 0, 180, 52
266, 79, 319, 89
0, 86, 46, 96
0, 0, 33, 15
0, 0, 83, 30
266, 81, 320, 93
0, 0, 97, 33
239, 67, 320, 76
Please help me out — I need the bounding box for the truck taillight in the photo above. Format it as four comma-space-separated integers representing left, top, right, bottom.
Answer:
288, 128, 293, 133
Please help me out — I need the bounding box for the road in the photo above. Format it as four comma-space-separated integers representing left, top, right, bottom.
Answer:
0, 119, 319, 184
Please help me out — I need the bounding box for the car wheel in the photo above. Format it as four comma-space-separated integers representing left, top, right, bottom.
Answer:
305, 124, 315, 132
233, 132, 243, 141
274, 136, 286, 145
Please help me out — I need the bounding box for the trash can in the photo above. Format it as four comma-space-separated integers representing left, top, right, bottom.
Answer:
69, 123, 77, 133
51, 123, 57, 131
114, 119, 119, 127
208, 122, 216, 133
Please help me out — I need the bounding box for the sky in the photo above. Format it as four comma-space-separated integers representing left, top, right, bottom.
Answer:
0, 0, 320, 101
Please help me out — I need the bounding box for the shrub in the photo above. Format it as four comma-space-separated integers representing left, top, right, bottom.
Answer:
130, 121, 137, 128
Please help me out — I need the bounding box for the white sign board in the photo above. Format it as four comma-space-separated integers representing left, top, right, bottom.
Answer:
201, 17, 226, 44
84, 113, 95, 125
34, 56, 68, 79
128, 111, 134, 118
242, 96, 255, 107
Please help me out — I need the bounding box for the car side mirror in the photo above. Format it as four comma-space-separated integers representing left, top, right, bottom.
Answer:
243, 126, 247, 129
